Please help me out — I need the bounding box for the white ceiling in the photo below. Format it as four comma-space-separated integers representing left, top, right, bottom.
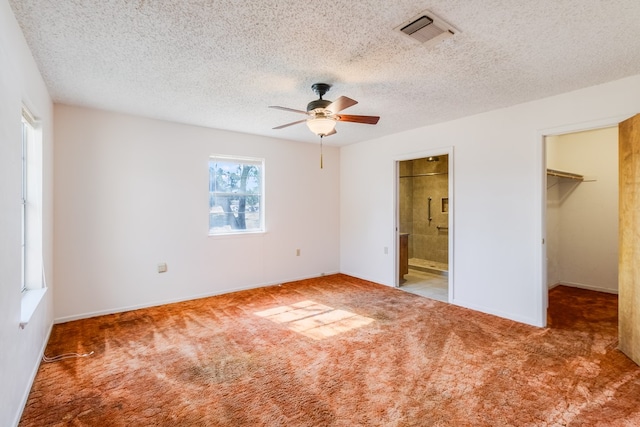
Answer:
9, 0, 640, 146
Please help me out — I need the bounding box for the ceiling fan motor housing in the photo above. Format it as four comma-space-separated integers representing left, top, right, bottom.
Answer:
307, 99, 331, 113
308, 83, 333, 113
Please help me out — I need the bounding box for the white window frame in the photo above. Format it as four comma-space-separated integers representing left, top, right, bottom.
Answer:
208, 155, 265, 236
20, 107, 46, 328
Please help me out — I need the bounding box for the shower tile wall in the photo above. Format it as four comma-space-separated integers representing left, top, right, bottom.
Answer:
399, 161, 414, 237
400, 156, 449, 265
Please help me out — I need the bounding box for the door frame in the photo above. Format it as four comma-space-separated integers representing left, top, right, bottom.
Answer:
537, 115, 629, 326
394, 146, 455, 302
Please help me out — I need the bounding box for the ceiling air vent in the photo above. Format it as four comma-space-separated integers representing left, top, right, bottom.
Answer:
395, 10, 458, 47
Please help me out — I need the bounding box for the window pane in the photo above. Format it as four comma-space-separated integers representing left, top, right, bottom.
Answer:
209, 156, 264, 234
21, 120, 27, 292
21, 110, 43, 291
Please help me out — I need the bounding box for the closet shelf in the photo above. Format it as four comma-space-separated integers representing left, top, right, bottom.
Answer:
546, 169, 584, 181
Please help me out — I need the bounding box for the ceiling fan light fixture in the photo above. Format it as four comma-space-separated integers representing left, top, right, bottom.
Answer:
306, 117, 336, 136
270, 83, 379, 139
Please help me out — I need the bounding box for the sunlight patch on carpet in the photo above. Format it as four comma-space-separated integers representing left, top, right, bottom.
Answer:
255, 300, 374, 340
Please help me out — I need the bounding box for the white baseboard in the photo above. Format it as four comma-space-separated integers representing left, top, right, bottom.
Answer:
13, 320, 54, 427
54, 271, 341, 324
451, 297, 543, 327
550, 281, 618, 295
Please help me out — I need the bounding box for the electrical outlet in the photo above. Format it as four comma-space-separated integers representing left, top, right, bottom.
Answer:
157, 262, 168, 273
384, 247, 388, 254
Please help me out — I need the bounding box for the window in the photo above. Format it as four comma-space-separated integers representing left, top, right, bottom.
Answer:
19, 107, 46, 328
209, 156, 264, 235
21, 107, 43, 292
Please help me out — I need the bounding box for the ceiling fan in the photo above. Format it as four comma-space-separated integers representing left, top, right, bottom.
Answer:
269, 83, 380, 137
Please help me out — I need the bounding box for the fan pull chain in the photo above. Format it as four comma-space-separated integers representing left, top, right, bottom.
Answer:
320, 135, 324, 169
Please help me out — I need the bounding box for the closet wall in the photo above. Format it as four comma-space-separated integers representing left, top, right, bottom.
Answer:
546, 127, 618, 293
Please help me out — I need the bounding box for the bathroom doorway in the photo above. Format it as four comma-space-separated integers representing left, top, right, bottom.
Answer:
397, 153, 452, 302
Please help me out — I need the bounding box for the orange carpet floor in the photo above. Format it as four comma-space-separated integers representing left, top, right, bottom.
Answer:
20, 275, 640, 426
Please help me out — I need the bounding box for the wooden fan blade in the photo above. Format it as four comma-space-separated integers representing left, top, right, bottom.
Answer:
273, 119, 307, 130
326, 96, 357, 113
336, 114, 380, 125
269, 106, 309, 115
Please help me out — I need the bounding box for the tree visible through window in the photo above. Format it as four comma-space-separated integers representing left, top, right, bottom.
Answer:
209, 156, 264, 235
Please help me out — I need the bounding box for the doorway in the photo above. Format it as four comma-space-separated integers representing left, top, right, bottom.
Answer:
397, 153, 452, 302
544, 127, 619, 306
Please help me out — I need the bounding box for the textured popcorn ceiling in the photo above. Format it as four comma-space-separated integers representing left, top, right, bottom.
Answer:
9, 0, 640, 146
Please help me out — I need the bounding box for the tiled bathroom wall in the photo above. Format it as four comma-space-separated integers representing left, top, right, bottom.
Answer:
399, 156, 449, 265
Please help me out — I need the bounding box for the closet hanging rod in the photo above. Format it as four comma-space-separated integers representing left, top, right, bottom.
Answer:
546, 169, 584, 181
399, 172, 449, 178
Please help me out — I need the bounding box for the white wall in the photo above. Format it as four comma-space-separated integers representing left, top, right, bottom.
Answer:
341, 74, 640, 327
546, 176, 562, 288
54, 104, 340, 321
546, 127, 619, 293
0, 1, 54, 425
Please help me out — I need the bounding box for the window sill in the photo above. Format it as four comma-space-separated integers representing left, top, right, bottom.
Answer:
208, 230, 267, 238
20, 287, 48, 329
